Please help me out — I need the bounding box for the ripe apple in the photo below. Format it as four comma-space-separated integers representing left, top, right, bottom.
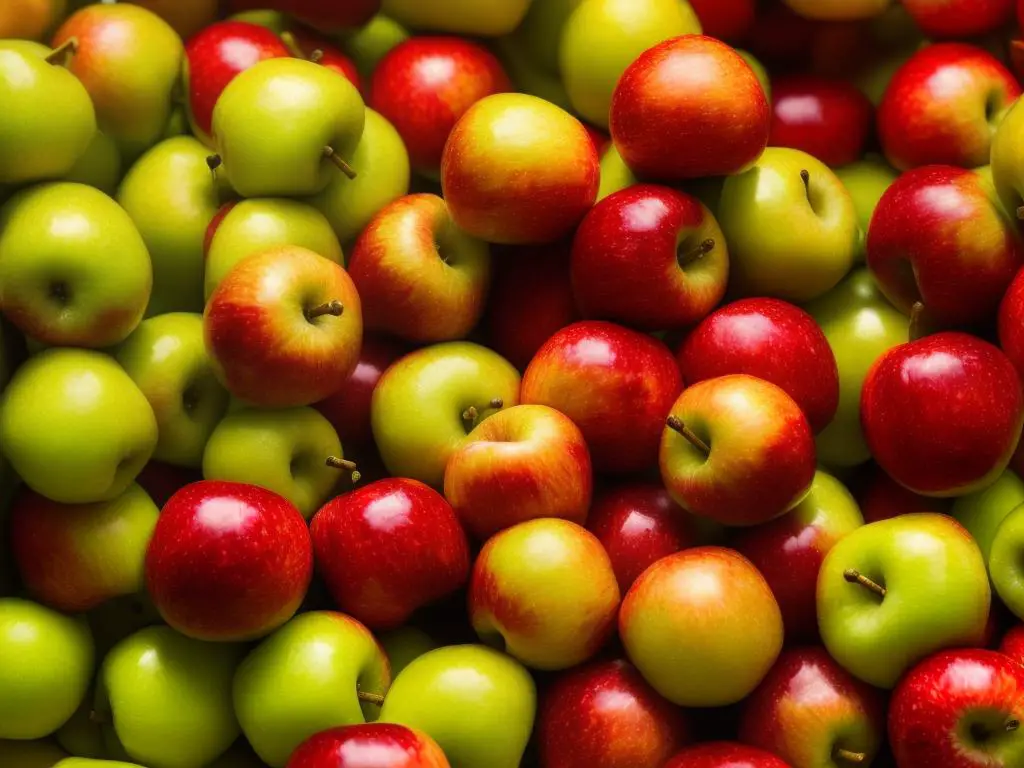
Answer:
283, 26, 362, 90
769, 75, 873, 167
990, 504, 1024, 618
902, 0, 1014, 40
860, 464, 944, 523
596, 143, 638, 202
381, 0, 529, 36
1001, 624, 1024, 664
338, 13, 410, 78
834, 158, 900, 261
665, 743, 791, 768
951, 470, 1024, 565
998, 267, 1024, 382
287, 724, 450, 768
688, 0, 756, 41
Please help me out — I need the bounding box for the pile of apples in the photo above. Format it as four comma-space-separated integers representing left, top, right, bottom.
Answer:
7, 0, 1024, 766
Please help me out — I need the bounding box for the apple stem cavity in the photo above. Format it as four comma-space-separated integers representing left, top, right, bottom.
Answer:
326, 456, 361, 485
843, 568, 886, 598
323, 146, 358, 179
305, 300, 345, 320
1008, 719, 1021, 732
666, 415, 710, 456
800, 169, 810, 191
46, 37, 78, 66
88, 709, 107, 725
357, 690, 385, 706
462, 405, 479, 432
834, 748, 866, 764
678, 238, 716, 268
206, 154, 222, 181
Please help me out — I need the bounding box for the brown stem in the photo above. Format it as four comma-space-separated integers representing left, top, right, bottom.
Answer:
306, 300, 344, 320
666, 416, 710, 456
1008, 719, 1021, 732
326, 456, 361, 485
279, 31, 306, 59
357, 690, 385, 706
678, 238, 716, 268
489, 398, 504, 409
834, 749, 865, 764
800, 169, 811, 192
46, 37, 78, 66
310, 49, 325, 64
909, 301, 926, 342
323, 146, 357, 179
1017, 205, 1024, 220
844, 569, 886, 598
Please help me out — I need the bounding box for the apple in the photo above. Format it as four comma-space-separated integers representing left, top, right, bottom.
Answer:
1001, 624, 1024, 665
990, 504, 1024, 618
339, 14, 411, 79
129, 0, 219, 39
538, 659, 691, 768
665, 743, 791, 768
595, 143, 637, 203
570, 184, 728, 331
145, 480, 313, 642
444, 404, 592, 540
989, 82, 1024, 220
834, 158, 900, 261
818, 513, 991, 688
522, 321, 681, 474
84, 592, 164, 663
0, 0, 65, 42
860, 464, 945, 523
902, 0, 1014, 39
688, 0, 756, 41
951, 470, 1024, 565
768, 75, 873, 167
226, 0, 381, 32
283, 26, 362, 91
861, 332, 1024, 497
783, 0, 902, 20
998, 266, 1024, 382
378, 627, 438, 679
287, 724, 450, 768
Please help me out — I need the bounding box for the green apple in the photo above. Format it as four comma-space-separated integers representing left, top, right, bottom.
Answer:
834, 158, 899, 261
371, 342, 521, 487
0, 739, 68, 768
0, 183, 152, 348
738, 49, 771, 102
204, 198, 343, 300
118, 136, 230, 316
227, 10, 289, 33
0, 349, 158, 504
596, 142, 637, 202
806, 269, 909, 467
57, 761, 145, 768
0, 598, 94, 739
202, 407, 342, 519
818, 513, 991, 689
378, 627, 438, 679
990, 504, 1024, 619
491, 36, 573, 111
506, 0, 583, 75
86, 593, 163, 661
339, 14, 410, 78
852, 46, 917, 107
381, 0, 531, 36
95, 626, 242, 768
951, 470, 1024, 565
559, 0, 702, 129
234, 611, 391, 768
57, 693, 107, 760
991, 95, 1024, 223
212, 58, 365, 198
719, 147, 859, 302
64, 131, 123, 196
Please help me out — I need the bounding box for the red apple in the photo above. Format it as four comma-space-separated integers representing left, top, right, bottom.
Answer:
570, 184, 729, 332
861, 332, 1024, 497
998, 267, 1024, 383
768, 75, 873, 167
677, 298, 839, 433
538, 659, 691, 768
878, 43, 1020, 171
521, 321, 683, 474
136, 461, 203, 509
225, 0, 380, 31
902, 0, 1014, 39
868, 165, 1024, 328
286, 25, 362, 92
287, 723, 450, 768
665, 742, 791, 768
586, 483, 698, 593
583, 123, 610, 155
145, 480, 313, 641
310, 478, 470, 631
688, 0, 757, 42
859, 464, 945, 523
746, 3, 816, 69
739, 647, 887, 767
889, 649, 1024, 768
610, 35, 770, 180
370, 36, 511, 178
1001, 624, 1024, 666
204, 245, 363, 408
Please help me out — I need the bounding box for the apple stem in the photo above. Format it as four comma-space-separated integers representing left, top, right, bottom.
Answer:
908, 301, 926, 342
800, 169, 810, 192
310, 49, 325, 64
462, 405, 479, 431
834, 748, 866, 764
1016, 205, 1024, 220
1008, 719, 1021, 732
46, 37, 78, 66
280, 31, 307, 60
324, 146, 357, 179
357, 690, 385, 706
490, 398, 504, 409
666, 415, 710, 456
326, 456, 361, 484
843, 568, 886, 598
678, 238, 716, 268
306, 300, 345, 320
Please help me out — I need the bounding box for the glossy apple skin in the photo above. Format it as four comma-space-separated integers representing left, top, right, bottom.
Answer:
889, 649, 1024, 768
226, 0, 380, 31
370, 36, 511, 177
587, 483, 698, 593
287, 25, 363, 92
867, 165, 1024, 328
146, 480, 313, 641
666, 742, 791, 768
610, 35, 770, 180
522, 321, 682, 474
1001, 624, 1024, 665
310, 479, 470, 631
878, 43, 1020, 171
538, 659, 691, 768
861, 332, 1024, 496
688, 0, 756, 42
768, 75, 873, 167
287, 723, 450, 768
998, 268, 1024, 383
570, 184, 729, 331
902, 0, 1014, 38
859, 465, 943, 523
677, 298, 839, 433
739, 647, 886, 767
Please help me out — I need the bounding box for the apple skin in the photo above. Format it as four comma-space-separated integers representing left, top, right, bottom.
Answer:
610, 35, 770, 181
440, 93, 599, 245
889, 649, 1024, 768
444, 404, 592, 541
951, 470, 1024, 565
902, 0, 1014, 39
136, 461, 201, 509
619, 547, 784, 707
878, 43, 1020, 171
861, 332, 1024, 497
145, 480, 313, 642
310, 478, 470, 631
860, 464, 944, 523
688, 0, 756, 41
768, 75, 873, 167
226, 0, 380, 31
537, 659, 691, 768
665, 743, 791, 768
286, 724, 450, 768
835, 158, 900, 262
570, 184, 729, 331
867, 165, 1024, 329
1001, 624, 1024, 665
990, 504, 1024, 619
677, 298, 839, 434
285, 26, 363, 92
522, 321, 682, 474
998, 267, 1024, 383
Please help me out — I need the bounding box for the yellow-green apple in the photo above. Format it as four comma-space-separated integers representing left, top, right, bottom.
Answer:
560, 0, 702, 130
538, 659, 691, 768
952, 470, 1024, 566
0, 739, 67, 768
371, 341, 520, 487
339, 14, 410, 79
347, 194, 491, 343
834, 158, 899, 261
380, 0, 529, 36
861, 332, 1023, 496
783, 0, 895, 19
522, 321, 681, 474
0, 349, 158, 504
596, 144, 637, 202
718, 147, 858, 302
203, 198, 344, 301
570, 184, 728, 331
879, 44, 1019, 172
10, 483, 159, 613
378, 627, 437, 679
0, 597, 94, 740
999, 266, 1024, 381
0, 183, 152, 348
311, 478, 470, 630
677, 298, 839, 433
889, 648, 1024, 768
660, 374, 816, 526
94, 625, 241, 768
444, 404, 592, 540
64, 130, 122, 195
53, 4, 184, 162
991, 504, 1024, 618
610, 35, 769, 180
204, 246, 362, 408
468, 518, 620, 670
666, 743, 792, 768
210, 58, 365, 198
818, 513, 991, 688
379, 644, 535, 768
991, 93, 1024, 220
620, 547, 784, 707
287, 723, 450, 768
440, 93, 599, 245
234, 611, 391, 768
